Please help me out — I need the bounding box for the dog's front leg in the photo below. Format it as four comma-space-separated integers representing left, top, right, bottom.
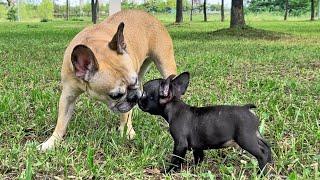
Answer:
164, 145, 187, 173
38, 85, 81, 151
193, 149, 204, 165
119, 110, 135, 139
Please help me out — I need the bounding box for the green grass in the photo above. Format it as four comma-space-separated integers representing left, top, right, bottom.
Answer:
0, 13, 319, 179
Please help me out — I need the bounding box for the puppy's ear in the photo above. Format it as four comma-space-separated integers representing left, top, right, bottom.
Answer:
159, 75, 175, 104
108, 22, 126, 54
71, 45, 99, 81
171, 72, 190, 98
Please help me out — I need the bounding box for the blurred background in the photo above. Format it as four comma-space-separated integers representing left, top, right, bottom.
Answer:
0, 0, 319, 23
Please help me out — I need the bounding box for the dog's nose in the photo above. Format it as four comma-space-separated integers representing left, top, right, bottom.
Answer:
128, 76, 138, 90
127, 89, 141, 103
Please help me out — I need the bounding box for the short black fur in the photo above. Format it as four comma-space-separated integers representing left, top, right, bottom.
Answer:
138, 72, 272, 173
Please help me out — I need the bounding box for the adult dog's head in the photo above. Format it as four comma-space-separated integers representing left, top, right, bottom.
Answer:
70, 22, 141, 113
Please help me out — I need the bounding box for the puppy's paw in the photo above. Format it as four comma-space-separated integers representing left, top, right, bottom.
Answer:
160, 166, 180, 174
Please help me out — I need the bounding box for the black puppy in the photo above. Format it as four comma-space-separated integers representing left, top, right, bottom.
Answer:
138, 72, 272, 173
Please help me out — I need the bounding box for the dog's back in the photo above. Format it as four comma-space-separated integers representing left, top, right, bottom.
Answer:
182, 104, 260, 149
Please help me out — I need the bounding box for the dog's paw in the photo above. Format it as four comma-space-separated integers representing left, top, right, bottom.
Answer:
119, 126, 136, 140
127, 128, 136, 140
160, 166, 179, 174
37, 135, 62, 151
37, 140, 55, 151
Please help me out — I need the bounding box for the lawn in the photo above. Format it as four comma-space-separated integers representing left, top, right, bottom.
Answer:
0, 13, 319, 179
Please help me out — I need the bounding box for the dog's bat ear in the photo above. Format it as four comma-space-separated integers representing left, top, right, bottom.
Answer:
108, 22, 126, 54
159, 75, 175, 104
71, 45, 99, 81
172, 72, 190, 98
160, 74, 175, 97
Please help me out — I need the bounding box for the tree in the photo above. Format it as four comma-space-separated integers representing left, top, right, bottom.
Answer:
7, 6, 17, 21
230, 0, 245, 28
311, 0, 315, 20
91, 0, 98, 24
176, 0, 183, 23
221, 0, 224, 22
6, 0, 13, 7
284, 0, 288, 20
248, 0, 309, 16
66, 0, 69, 20
38, 0, 54, 21
203, 0, 207, 22
190, 0, 193, 21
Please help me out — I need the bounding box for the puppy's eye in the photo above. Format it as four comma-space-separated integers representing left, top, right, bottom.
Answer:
109, 93, 124, 100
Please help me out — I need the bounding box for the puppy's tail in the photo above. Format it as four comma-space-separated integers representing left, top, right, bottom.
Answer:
244, 104, 257, 109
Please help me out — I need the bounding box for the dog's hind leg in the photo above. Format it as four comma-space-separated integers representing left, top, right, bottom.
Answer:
236, 134, 268, 173
138, 57, 153, 82
150, 39, 177, 78
257, 131, 272, 163
258, 139, 272, 163
38, 84, 83, 151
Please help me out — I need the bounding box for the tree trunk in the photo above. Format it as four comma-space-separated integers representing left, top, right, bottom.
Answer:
203, 0, 207, 22
96, 0, 99, 20
221, 0, 224, 22
318, 0, 320, 18
311, 0, 315, 20
176, 0, 183, 23
66, 0, 69, 20
230, 0, 245, 28
190, 0, 193, 21
92, 0, 98, 24
80, 0, 83, 16
284, 0, 288, 20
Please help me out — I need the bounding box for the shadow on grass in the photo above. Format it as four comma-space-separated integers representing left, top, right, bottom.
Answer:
170, 26, 292, 41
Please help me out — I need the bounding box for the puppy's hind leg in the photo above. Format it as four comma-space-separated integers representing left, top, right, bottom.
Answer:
236, 134, 268, 173
257, 132, 272, 163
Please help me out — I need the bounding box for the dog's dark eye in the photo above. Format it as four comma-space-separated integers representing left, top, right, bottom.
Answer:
149, 96, 154, 100
109, 93, 124, 100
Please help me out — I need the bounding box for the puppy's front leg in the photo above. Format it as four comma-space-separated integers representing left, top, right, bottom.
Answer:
193, 149, 204, 165
119, 110, 135, 139
164, 145, 187, 173
38, 85, 82, 151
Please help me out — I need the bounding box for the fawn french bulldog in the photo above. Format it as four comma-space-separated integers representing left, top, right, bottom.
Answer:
38, 10, 177, 151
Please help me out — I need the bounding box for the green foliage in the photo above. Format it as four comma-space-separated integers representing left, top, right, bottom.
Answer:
20, 2, 38, 20
121, 0, 189, 13
7, 6, 17, 21
210, 4, 221, 11
82, 3, 92, 16
248, 0, 310, 16
0, 4, 6, 19
38, 0, 53, 21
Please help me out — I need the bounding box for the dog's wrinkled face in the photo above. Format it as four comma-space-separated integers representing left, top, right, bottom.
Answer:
138, 72, 190, 115
71, 23, 141, 113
